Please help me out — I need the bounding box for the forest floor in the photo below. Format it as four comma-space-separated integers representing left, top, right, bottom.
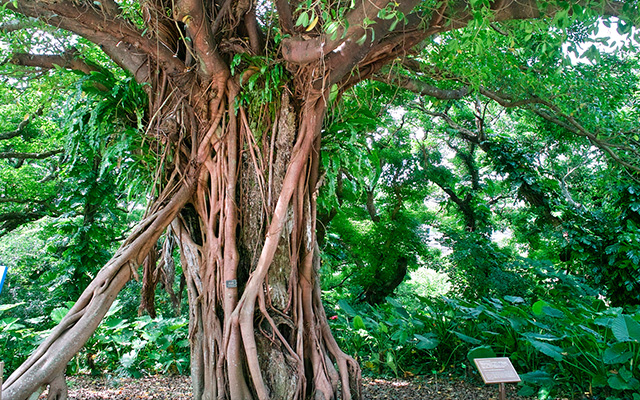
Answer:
37, 375, 543, 399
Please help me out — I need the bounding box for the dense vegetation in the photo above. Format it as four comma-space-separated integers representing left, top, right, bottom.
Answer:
1, 0, 640, 399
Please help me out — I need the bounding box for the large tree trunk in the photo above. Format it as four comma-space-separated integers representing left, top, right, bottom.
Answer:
2, 66, 360, 399
172, 84, 360, 399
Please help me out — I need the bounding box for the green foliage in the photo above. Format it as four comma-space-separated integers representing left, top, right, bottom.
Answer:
329, 287, 640, 399
396, 266, 451, 299
555, 173, 640, 306
0, 300, 190, 377
320, 82, 439, 304
33, 70, 151, 300
0, 302, 48, 373
442, 231, 539, 300
74, 300, 190, 377
230, 53, 288, 138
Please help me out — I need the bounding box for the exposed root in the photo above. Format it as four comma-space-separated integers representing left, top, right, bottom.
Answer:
3, 173, 197, 400
46, 375, 68, 400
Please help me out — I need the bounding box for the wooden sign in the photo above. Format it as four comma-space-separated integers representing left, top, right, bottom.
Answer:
473, 357, 521, 384
0, 266, 6, 295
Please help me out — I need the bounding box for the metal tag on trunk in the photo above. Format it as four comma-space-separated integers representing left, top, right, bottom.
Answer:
226, 279, 237, 288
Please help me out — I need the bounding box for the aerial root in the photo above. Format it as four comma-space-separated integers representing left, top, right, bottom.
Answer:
46, 374, 68, 400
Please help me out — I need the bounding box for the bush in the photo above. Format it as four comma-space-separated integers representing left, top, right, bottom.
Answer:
0, 301, 190, 378
329, 292, 640, 399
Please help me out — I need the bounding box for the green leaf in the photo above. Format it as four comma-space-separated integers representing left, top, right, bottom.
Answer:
611, 315, 640, 342
453, 331, 481, 345
520, 370, 554, 386
120, 350, 138, 369
518, 386, 536, 396
0, 302, 24, 314
353, 315, 366, 330
608, 367, 640, 390
467, 345, 496, 362
532, 300, 547, 316
603, 342, 633, 364
50, 307, 70, 324
391, 329, 408, 344
531, 300, 564, 318
295, 11, 309, 27
504, 296, 524, 304
386, 297, 410, 319
385, 351, 397, 376
338, 299, 356, 317
527, 339, 564, 361
389, 18, 399, 31
415, 333, 439, 350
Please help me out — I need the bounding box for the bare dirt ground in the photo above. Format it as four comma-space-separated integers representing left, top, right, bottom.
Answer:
37, 375, 536, 399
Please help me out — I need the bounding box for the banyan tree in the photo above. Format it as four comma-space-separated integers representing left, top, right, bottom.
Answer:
1, 0, 637, 399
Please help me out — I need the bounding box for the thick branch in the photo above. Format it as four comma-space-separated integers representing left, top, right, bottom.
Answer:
0, 197, 50, 204
0, 210, 48, 235
403, 69, 640, 174
282, 0, 421, 65
0, 21, 35, 32
2, 0, 183, 82
275, 0, 295, 33
374, 72, 470, 100
338, 0, 630, 88
175, 0, 224, 78
10, 52, 99, 75
478, 88, 640, 173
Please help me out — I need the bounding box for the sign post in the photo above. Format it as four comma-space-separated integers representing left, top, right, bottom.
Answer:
473, 357, 521, 400
0, 265, 6, 295
1, 361, 4, 400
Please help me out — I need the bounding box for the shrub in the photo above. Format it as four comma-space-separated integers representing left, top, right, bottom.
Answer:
329, 293, 640, 399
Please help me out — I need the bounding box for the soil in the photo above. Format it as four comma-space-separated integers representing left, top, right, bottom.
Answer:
37, 375, 538, 399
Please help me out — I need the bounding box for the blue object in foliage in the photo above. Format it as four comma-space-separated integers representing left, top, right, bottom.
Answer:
0, 265, 7, 295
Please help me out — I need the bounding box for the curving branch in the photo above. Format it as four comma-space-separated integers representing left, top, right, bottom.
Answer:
0, 108, 43, 141
0, 197, 48, 204
0, 0, 184, 82
9, 52, 99, 75
275, 0, 295, 34
374, 72, 470, 100
336, 0, 631, 89
282, 0, 422, 65
174, 0, 226, 79
0, 149, 63, 160
0, 21, 34, 32
0, 210, 49, 236
391, 65, 640, 174
420, 108, 565, 228
478, 88, 640, 173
